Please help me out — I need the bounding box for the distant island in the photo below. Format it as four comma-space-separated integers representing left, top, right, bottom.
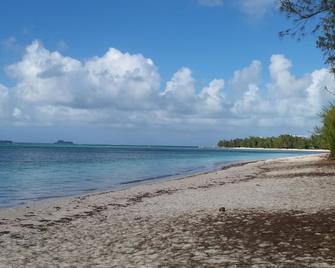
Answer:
217, 134, 324, 150
54, 140, 74, 145
0, 140, 13, 145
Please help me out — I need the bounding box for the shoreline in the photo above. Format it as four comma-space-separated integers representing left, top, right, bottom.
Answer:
0, 151, 323, 211
1, 153, 334, 266
0, 158, 260, 212
0, 149, 326, 210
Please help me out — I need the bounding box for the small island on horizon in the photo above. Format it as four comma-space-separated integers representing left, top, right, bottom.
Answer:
54, 140, 75, 145
0, 140, 13, 145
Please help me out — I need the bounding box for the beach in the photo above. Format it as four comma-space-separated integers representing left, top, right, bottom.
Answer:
0, 153, 334, 267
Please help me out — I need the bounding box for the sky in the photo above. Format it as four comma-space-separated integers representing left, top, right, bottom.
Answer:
0, 0, 334, 145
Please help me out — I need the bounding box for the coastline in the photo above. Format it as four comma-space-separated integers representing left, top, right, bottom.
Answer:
219, 147, 330, 153
0, 158, 256, 211
0, 158, 261, 212
1, 153, 335, 266
0, 148, 326, 210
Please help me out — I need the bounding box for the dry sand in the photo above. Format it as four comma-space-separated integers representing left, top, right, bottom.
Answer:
0, 154, 335, 267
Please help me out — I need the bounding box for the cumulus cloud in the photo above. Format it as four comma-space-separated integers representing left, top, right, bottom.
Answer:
306, 69, 334, 115
7, 41, 160, 110
230, 54, 334, 127
0, 84, 9, 120
199, 79, 225, 114
0, 40, 334, 136
230, 60, 262, 91
161, 68, 226, 118
161, 67, 197, 113
268, 55, 311, 98
232, 84, 266, 115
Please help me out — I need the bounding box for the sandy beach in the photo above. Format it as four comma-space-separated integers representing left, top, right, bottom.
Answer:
0, 153, 335, 267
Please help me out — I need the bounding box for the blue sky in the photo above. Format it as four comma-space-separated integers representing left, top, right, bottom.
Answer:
0, 0, 333, 145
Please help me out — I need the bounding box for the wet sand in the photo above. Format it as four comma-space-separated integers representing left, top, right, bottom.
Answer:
0, 154, 335, 267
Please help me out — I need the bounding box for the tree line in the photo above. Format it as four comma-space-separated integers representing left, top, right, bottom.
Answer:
217, 134, 324, 149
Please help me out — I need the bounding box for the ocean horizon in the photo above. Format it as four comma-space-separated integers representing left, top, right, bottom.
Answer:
0, 143, 320, 208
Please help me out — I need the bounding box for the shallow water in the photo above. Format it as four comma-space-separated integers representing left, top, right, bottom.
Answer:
0, 144, 319, 207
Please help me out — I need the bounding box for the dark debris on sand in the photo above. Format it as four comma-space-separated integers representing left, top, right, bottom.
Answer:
147, 209, 335, 267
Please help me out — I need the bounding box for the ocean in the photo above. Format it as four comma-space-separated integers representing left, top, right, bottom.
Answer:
0, 144, 319, 207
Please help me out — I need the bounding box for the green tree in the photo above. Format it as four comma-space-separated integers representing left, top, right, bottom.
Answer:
217, 134, 322, 149
279, 0, 335, 74
317, 105, 335, 155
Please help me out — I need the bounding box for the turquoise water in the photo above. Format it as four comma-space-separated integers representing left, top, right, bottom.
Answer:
0, 144, 319, 207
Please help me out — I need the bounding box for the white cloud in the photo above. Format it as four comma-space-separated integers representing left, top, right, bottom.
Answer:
0, 40, 334, 136
199, 79, 225, 114
230, 60, 262, 90
84, 47, 160, 110
6, 41, 160, 118
238, 0, 277, 18
0, 84, 9, 120
232, 84, 266, 115
306, 69, 335, 115
198, 0, 277, 18
265, 55, 316, 119
198, 0, 224, 7
161, 67, 197, 113
230, 55, 334, 125
268, 55, 311, 98
161, 68, 225, 117
7, 41, 82, 106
